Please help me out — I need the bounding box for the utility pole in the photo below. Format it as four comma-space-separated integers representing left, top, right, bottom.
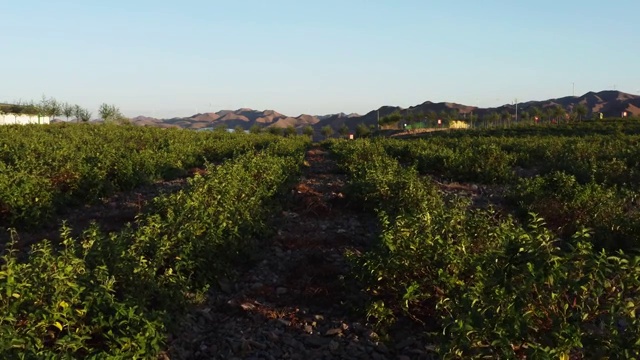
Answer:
514, 98, 518, 125
572, 82, 575, 97
377, 109, 380, 130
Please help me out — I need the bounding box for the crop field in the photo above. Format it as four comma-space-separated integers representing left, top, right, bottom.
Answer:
1, 121, 640, 359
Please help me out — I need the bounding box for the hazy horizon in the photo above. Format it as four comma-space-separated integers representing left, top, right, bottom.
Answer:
2, 0, 639, 118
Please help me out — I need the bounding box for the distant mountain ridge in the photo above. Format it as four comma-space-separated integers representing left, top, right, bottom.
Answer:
130, 90, 640, 130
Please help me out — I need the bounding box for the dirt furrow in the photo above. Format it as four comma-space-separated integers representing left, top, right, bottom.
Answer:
168, 147, 436, 359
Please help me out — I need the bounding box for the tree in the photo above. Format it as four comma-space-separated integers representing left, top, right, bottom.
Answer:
575, 104, 588, 121
249, 124, 262, 134
467, 113, 478, 128
486, 112, 500, 127
355, 123, 370, 138
74, 105, 83, 122
438, 110, 449, 126
98, 103, 122, 123
447, 109, 459, 122
552, 105, 566, 123
409, 111, 424, 126
62, 102, 75, 122
41, 97, 61, 121
22, 101, 39, 116
267, 126, 283, 136
302, 125, 314, 137
500, 110, 511, 127
75, 106, 91, 122
285, 125, 297, 137
426, 111, 438, 127
234, 125, 245, 134
545, 107, 555, 123
379, 111, 402, 127
321, 125, 334, 138
338, 124, 349, 138
530, 106, 543, 123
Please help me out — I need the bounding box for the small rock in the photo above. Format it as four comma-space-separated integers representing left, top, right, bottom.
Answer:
305, 336, 329, 347
336, 229, 347, 234
240, 302, 256, 311
276, 287, 288, 295
314, 314, 325, 321
304, 325, 314, 334
325, 328, 343, 336
218, 278, 233, 293
251, 282, 264, 290
396, 356, 411, 360
282, 335, 298, 348
266, 331, 280, 342
247, 340, 267, 350
278, 319, 292, 327
329, 340, 340, 351
365, 330, 379, 341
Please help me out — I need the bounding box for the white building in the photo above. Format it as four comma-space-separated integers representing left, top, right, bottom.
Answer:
0, 113, 50, 125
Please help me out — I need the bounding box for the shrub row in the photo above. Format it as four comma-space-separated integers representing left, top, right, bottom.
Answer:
331, 139, 640, 359
381, 134, 640, 188
0, 140, 306, 358
0, 123, 297, 228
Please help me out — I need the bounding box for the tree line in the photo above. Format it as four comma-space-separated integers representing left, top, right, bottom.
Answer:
376, 103, 606, 129
0, 96, 127, 124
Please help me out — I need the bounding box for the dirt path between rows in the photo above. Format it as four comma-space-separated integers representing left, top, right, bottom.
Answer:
167, 146, 436, 360
0, 179, 188, 253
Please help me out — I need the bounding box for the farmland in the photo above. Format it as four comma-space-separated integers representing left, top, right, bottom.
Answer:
1, 121, 640, 359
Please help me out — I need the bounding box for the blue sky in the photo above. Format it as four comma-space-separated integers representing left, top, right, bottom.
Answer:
2, 0, 639, 118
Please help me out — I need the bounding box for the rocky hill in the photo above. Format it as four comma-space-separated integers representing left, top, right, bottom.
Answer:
129, 90, 640, 131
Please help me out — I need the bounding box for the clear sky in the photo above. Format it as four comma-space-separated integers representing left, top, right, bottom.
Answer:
2, 0, 639, 118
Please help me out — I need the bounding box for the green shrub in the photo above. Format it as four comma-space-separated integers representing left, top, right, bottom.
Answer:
337, 140, 640, 358
0, 228, 165, 358
508, 172, 640, 251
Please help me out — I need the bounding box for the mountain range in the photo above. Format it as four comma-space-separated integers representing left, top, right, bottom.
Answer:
129, 90, 640, 131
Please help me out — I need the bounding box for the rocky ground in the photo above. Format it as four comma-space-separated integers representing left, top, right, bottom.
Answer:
166, 147, 439, 360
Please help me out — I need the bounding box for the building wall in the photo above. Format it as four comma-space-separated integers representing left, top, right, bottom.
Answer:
0, 114, 50, 125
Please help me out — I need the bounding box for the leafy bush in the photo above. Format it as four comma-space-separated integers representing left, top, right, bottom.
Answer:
0, 228, 165, 358
508, 172, 640, 251
0, 124, 303, 228
0, 138, 308, 358
332, 140, 441, 215
337, 140, 640, 358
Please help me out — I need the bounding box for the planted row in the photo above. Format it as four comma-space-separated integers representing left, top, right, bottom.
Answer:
0, 123, 297, 228
331, 139, 640, 359
0, 141, 306, 358
381, 134, 640, 188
